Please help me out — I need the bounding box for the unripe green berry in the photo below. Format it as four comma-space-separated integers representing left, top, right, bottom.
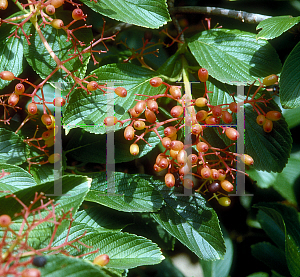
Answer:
218, 197, 231, 207
48, 153, 60, 163
133, 120, 145, 130
51, 19, 64, 29
195, 97, 207, 107
263, 74, 278, 87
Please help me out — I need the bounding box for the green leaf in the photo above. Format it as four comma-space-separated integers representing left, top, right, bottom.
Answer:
244, 101, 292, 172
39, 254, 122, 277
23, 12, 92, 83
78, 0, 170, 28
187, 29, 281, 85
251, 242, 290, 277
157, 51, 183, 81
256, 15, 300, 40
0, 175, 91, 248
53, 226, 164, 269
30, 163, 56, 185
73, 206, 132, 232
247, 273, 269, 277
0, 12, 25, 89
282, 106, 300, 129
63, 63, 166, 134
151, 187, 225, 261
0, 163, 37, 197
279, 41, 300, 108
65, 127, 164, 163
0, 128, 28, 165
247, 152, 300, 204
85, 172, 163, 212
201, 225, 234, 277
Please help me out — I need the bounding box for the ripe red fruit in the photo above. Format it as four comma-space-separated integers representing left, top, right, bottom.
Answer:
0, 214, 11, 227
87, 81, 98, 91
21, 268, 41, 277
0, 71, 14, 80
134, 101, 146, 114
196, 141, 209, 152
225, 128, 240, 140
45, 4, 55, 15
205, 116, 220, 125
256, 114, 266, 125
48, 153, 60, 163
187, 154, 198, 165
191, 124, 202, 135
218, 197, 231, 207
177, 150, 187, 165
15, 83, 25, 95
41, 114, 53, 126
0, 0, 8, 10
196, 110, 208, 121
221, 180, 234, 192
169, 86, 181, 99
179, 163, 192, 175
28, 103, 38, 115
221, 111, 233, 124
161, 137, 171, 149
124, 126, 135, 140
53, 97, 66, 107
229, 102, 239, 113
51, 19, 64, 29
114, 87, 127, 97
165, 173, 175, 188
210, 169, 220, 180
266, 111, 281, 121
72, 8, 84, 20
263, 119, 273, 133
145, 109, 156, 123
208, 181, 220, 193
263, 74, 278, 87
241, 154, 254, 166
200, 167, 211, 179
170, 140, 184, 151
50, 0, 64, 8
170, 106, 183, 117
183, 178, 194, 189
195, 97, 207, 107
211, 106, 222, 117
198, 68, 209, 82
130, 143, 139, 156
147, 99, 158, 112
8, 93, 19, 106
104, 116, 118, 126
164, 126, 177, 137
218, 169, 226, 181
159, 157, 169, 169
150, 77, 163, 87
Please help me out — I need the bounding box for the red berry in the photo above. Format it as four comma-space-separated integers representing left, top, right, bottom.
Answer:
195, 97, 207, 107
133, 120, 145, 130
42, 129, 54, 140
221, 180, 234, 192
51, 19, 64, 29
45, 137, 55, 147
218, 197, 231, 207
28, 103, 38, 115
210, 169, 219, 180
177, 150, 187, 165
134, 101, 146, 114
191, 124, 202, 135
221, 111, 233, 124
169, 86, 181, 99
179, 164, 192, 175
159, 157, 169, 169
161, 137, 171, 149
87, 81, 98, 91
150, 77, 162, 87
48, 153, 60, 163
198, 68, 209, 82
256, 114, 266, 125
41, 114, 52, 126
154, 163, 164, 173
201, 167, 211, 179
196, 110, 208, 121
147, 99, 158, 112
229, 102, 239, 113
170, 140, 184, 151
145, 109, 156, 123
183, 178, 194, 189
263, 119, 273, 133
211, 106, 222, 117
0, 0, 8, 10
170, 149, 179, 159
225, 128, 239, 140
0, 71, 14, 80
218, 169, 226, 181
53, 97, 66, 107
104, 116, 118, 126
165, 173, 175, 188
124, 126, 135, 140
196, 141, 209, 152
130, 143, 139, 156
266, 111, 281, 121
15, 83, 25, 95
45, 4, 55, 15
205, 116, 220, 125
263, 74, 278, 87
114, 87, 127, 97
72, 8, 84, 20
0, 214, 11, 227
21, 268, 41, 277
50, 0, 64, 8
164, 126, 177, 137
241, 154, 254, 166
187, 154, 198, 165
8, 93, 19, 106
93, 254, 110, 266
170, 106, 183, 117
208, 181, 220, 193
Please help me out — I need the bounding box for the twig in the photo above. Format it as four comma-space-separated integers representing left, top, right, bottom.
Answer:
170, 6, 271, 24
167, 0, 184, 42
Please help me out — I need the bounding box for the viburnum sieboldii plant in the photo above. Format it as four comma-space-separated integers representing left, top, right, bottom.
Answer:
104, 69, 281, 207
0, 0, 127, 172
0, 191, 103, 276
